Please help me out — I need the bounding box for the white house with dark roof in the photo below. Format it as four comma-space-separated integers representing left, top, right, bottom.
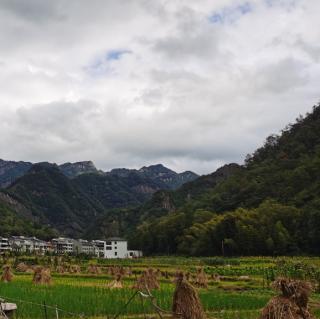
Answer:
105, 237, 142, 259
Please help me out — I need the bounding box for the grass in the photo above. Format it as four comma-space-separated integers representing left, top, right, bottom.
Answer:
0, 256, 319, 318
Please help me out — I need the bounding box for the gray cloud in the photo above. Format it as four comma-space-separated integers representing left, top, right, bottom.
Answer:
0, 0, 319, 174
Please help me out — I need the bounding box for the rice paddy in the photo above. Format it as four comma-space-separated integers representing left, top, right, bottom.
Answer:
0, 256, 319, 318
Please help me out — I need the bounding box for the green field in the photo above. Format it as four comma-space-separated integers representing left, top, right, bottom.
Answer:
0, 256, 319, 318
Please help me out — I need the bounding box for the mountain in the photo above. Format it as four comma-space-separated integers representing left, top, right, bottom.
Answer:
0, 160, 100, 188
3, 163, 105, 237
134, 163, 241, 221
59, 161, 99, 178
110, 164, 198, 189
2, 162, 196, 237
0, 193, 57, 239
0, 159, 32, 188
73, 171, 164, 209
0, 159, 198, 191
130, 104, 320, 256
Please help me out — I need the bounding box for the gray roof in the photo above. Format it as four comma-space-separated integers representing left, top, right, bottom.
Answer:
106, 237, 126, 242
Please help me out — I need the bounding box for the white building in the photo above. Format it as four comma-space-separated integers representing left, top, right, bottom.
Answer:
32, 238, 51, 254
0, 237, 11, 253
52, 237, 74, 254
105, 237, 142, 259
91, 240, 106, 258
9, 236, 50, 254
75, 239, 96, 256
2, 235, 142, 258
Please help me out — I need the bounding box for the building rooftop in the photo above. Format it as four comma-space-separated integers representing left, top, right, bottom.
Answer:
107, 237, 127, 242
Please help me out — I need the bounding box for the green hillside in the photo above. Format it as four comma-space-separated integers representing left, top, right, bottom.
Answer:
0, 197, 56, 239
130, 104, 320, 256
3, 163, 105, 237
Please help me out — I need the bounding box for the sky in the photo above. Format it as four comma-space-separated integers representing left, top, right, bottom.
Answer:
0, 0, 319, 174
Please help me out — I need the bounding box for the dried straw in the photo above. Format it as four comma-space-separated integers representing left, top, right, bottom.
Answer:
16, 262, 29, 273
69, 264, 81, 274
194, 268, 208, 288
133, 268, 160, 291
172, 272, 206, 319
32, 266, 52, 285
87, 265, 101, 274
1, 265, 13, 283
259, 278, 315, 319
107, 274, 123, 289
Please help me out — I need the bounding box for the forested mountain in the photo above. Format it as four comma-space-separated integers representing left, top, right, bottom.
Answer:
130, 104, 320, 256
59, 161, 99, 178
0, 159, 32, 188
0, 159, 198, 190
3, 163, 105, 237
0, 193, 56, 239
1, 162, 197, 238
109, 164, 198, 189
0, 160, 100, 187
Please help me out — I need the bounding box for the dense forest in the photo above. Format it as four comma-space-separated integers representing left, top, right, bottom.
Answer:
129, 104, 320, 256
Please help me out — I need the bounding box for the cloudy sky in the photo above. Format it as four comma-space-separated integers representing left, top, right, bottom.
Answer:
0, 0, 319, 174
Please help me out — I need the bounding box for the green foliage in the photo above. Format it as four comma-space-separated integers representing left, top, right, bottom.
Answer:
131, 104, 320, 256
0, 199, 56, 240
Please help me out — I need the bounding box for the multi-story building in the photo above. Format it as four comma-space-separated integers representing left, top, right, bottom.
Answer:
9, 236, 50, 254
32, 237, 51, 254
105, 237, 142, 259
1, 235, 142, 258
75, 239, 96, 256
91, 240, 106, 258
0, 237, 11, 253
9, 236, 35, 253
51, 237, 74, 254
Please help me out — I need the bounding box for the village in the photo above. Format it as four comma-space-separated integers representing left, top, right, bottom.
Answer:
0, 236, 142, 258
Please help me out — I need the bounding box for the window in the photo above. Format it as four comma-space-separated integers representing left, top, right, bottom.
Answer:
106, 241, 111, 245
106, 247, 112, 250
115, 246, 117, 250
114, 252, 117, 256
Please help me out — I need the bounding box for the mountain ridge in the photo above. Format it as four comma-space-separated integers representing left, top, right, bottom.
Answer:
0, 160, 199, 189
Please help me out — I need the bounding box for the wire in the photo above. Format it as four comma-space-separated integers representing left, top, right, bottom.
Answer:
0, 295, 86, 318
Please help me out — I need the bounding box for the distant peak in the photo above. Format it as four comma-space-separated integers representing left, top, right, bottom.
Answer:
30, 162, 59, 172
59, 161, 98, 178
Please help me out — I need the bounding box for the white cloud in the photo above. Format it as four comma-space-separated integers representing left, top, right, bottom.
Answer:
0, 0, 319, 174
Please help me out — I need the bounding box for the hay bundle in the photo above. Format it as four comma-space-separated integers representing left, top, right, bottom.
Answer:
108, 266, 117, 276
87, 265, 101, 274
69, 264, 81, 274
259, 278, 315, 319
107, 274, 123, 289
32, 267, 52, 285
172, 272, 206, 319
56, 265, 65, 274
133, 268, 160, 291
194, 268, 208, 288
1, 265, 13, 283
119, 266, 127, 277
16, 262, 29, 273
